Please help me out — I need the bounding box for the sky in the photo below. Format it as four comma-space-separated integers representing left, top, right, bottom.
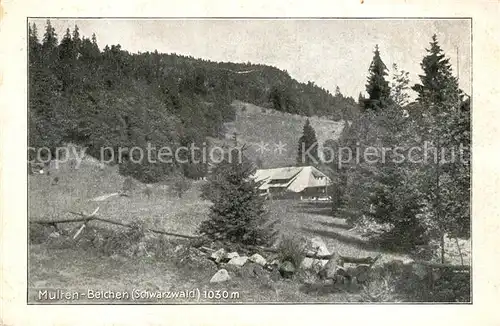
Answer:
30, 19, 472, 99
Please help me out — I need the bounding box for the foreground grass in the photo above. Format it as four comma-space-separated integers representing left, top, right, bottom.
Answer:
29, 244, 359, 304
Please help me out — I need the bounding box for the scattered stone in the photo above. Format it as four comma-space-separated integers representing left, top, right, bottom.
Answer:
174, 244, 184, 253
301, 257, 314, 270
249, 253, 267, 266
223, 262, 241, 273
279, 261, 296, 279
48, 231, 60, 238
225, 252, 239, 260
228, 256, 248, 267
241, 262, 264, 279
269, 259, 280, 266
252, 264, 267, 278
210, 269, 231, 283
310, 236, 330, 256
300, 257, 326, 271
210, 248, 226, 263
318, 253, 340, 280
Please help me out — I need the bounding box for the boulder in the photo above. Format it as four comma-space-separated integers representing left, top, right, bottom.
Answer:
300, 257, 327, 271
48, 231, 60, 238
210, 269, 231, 283
310, 236, 330, 256
225, 252, 239, 260
227, 256, 249, 267
279, 261, 296, 279
240, 262, 267, 279
318, 253, 341, 280
249, 253, 267, 266
221, 263, 240, 275
210, 248, 226, 263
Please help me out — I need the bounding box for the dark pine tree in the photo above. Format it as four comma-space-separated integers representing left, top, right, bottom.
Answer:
297, 119, 319, 166
199, 148, 277, 246
41, 19, 59, 66
412, 34, 468, 262
363, 45, 390, 112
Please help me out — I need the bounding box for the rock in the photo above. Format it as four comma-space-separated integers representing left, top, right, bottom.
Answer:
269, 259, 280, 266
301, 257, 314, 269
48, 231, 60, 238
221, 263, 240, 275
240, 262, 267, 279
228, 256, 248, 267
252, 264, 267, 278
318, 254, 340, 280
265, 259, 280, 271
210, 248, 226, 263
300, 257, 328, 271
225, 252, 239, 260
210, 269, 231, 283
249, 253, 267, 266
310, 236, 330, 256
279, 261, 296, 279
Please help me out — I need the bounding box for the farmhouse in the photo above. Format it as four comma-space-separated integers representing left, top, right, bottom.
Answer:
253, 166, 332, 199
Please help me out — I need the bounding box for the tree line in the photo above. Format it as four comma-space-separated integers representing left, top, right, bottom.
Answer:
319, 37, 470, 261
28, 20, 359, 183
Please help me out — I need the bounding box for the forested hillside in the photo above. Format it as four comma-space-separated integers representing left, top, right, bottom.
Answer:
28, 20, 359, 182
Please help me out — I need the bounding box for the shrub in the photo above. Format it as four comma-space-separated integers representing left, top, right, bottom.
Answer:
360, 276, 402, 303
198, 148, 278, 247
143, 186, 153, 199
121, 177, 134, 194
171, 174, 192, 198
276, 235, 307, 268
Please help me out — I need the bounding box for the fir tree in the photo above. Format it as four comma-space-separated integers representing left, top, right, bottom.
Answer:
199, 147, 277, 246
297, 119, 319, 166
364, 45, 390, 112
412, 35, 469, 262
41, 19, 59, 64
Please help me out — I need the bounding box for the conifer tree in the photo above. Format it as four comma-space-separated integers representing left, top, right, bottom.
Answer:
364, 45, 390, 112
41, 19, 59, 65
412, 35, 469, 262
297, 119, 319, 166
199, 148, 277, 246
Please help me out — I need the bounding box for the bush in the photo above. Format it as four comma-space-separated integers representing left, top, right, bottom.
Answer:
276, 235, 306, 268
121, 177, 134, 194
171, 174, 192, 198
198, 148, 278, 247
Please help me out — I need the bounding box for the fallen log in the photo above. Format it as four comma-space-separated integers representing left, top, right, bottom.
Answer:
412, 259, 470, 271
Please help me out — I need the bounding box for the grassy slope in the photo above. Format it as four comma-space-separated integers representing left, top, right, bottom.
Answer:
217, 100, 346, 168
